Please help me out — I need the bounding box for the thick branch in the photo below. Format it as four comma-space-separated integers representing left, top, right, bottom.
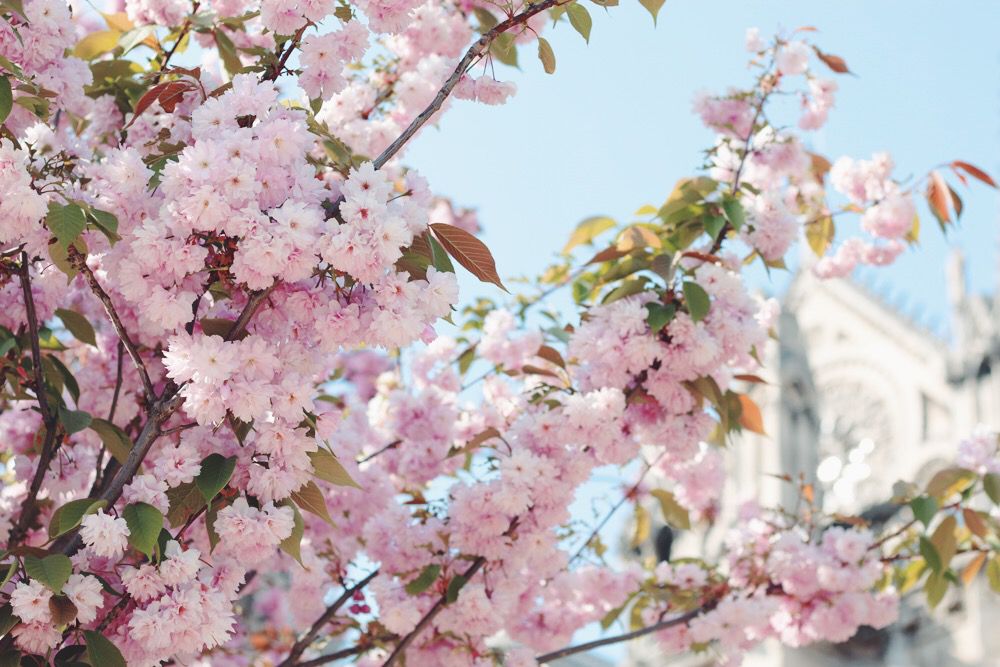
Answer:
534, 606, 706, 664
371, 0, 565, 170
66, 246, 156, 401
279, 569, 381, 667
227, 283, 276, 341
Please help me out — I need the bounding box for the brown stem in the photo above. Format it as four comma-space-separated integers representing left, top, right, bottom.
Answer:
279, 569, 381, 667
66, 246, 156, 402
371, 0, 567, 170
357, 440, 400, 465
534, 605, 707, 664
265, 25, 309, 83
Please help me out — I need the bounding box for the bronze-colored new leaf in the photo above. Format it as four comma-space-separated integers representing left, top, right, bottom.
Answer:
430, 223, 507, 291
926, 170, 953, 224
738, 394, 766, 435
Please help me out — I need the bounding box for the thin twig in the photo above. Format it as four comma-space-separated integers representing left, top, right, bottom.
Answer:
66, 246, 156, 401
279, 569, 381, 667
371, 0, 568, 170
357, 440, 400, 465
534, 605, 707, 663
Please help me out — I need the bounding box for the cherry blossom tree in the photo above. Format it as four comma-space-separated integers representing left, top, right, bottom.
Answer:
0, 1, 997, 666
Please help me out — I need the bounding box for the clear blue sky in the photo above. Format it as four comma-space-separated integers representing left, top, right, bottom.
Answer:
408, 1, 1000, 339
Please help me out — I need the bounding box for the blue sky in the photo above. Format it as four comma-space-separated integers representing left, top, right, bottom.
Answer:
408, 1, 1000, 340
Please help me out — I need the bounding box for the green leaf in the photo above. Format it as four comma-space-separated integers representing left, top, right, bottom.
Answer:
290, 480, 334, 525
24, 554, 72, 593
58, 407, 92, 435
909, 496, 938, 528
682, 281, 710, 322
122, 502, 163, 558
83, 631, 126, 667
308, 449, 361, 488
55, 308, 97, 347
650, 489, 691, 529
195, 454, 236, 503
0, 604, 18, 637
87, 208, 120, 245
166, 482, 205, 528
48, 499, 107, 539
46, 203, 88, 249
566, 3, 592, 42
48, 355, 80, 405
89, 418, 133, 465
405, 564, 440, 595
0, 76, 11, 126
278, 501, 304, 564
563, 216, 615, 255
490, 32, 518, 67
446, 572, 471, 604
537, 36, 556, 75
638, 0, 665, 23
213, 29, 244, 76
721, 198, 745, 231
644, 303, 676, 334
427, 234, 455, 274
0, 652, 19, 667
925, 570, 948, 608
919, 535, 941, 573
984, 473, 1000, 505
703, 214, 726, 240
987, 555, 1000, 593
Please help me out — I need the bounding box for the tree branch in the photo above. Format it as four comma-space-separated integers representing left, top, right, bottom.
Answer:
66, 246, 156, 402
279, 569, 381, 667
534, 605, 707, 664
371, 0, 567, 170
8, 254, 60, 546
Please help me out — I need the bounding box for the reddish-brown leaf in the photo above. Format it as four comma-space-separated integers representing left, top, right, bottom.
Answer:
536, 344, 566, 369
813, 47, 851, 74
926, 171, 953, 224
734, 373, 768, 384
952, 161, 997, 188
586, 245, 626, 265
158, 81, 193, 113
737, 394, 766, 435
430, 223, 506, 291
964, 507, 988, 539
465, 427, 501, 449
947, 184, 964, 219
126, 83, 170, 127
680, 251, 723, 265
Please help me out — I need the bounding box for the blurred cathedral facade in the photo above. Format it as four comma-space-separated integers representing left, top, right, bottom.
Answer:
622, 253, 1000, 667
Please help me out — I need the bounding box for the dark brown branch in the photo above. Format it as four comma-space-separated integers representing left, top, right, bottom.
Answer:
357, 440, 400, 464
534, 606, 707, 664
8, 254, 60, 546
380, 557, 487, 667
265, 25, 309, 83
227, 282, 276, 341
371, 0, 566, 170
19, 253, 53, 423
279, 569, 381, 667
66, 245, 156, 401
